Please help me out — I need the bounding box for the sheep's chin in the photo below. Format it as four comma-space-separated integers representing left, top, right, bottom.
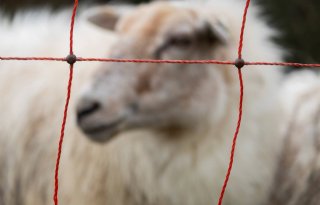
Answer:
85, 128, 119, 143
82, 120, 123, 143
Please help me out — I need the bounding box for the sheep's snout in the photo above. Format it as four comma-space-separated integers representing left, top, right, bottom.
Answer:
76, 96, 125, 143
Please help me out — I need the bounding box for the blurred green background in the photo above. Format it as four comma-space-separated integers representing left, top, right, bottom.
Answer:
1, 0, 320, 66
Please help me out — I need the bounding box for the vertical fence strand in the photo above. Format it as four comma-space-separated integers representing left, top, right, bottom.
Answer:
217, 0, 251, 204
53, 0, 78, 204
217, 68, 244, 205
69, 0, 79, 55
53, 65, 74, 205
238, 0, 251, 59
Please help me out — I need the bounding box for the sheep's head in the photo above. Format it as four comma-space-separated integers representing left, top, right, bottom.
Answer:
76, 2, 233, 143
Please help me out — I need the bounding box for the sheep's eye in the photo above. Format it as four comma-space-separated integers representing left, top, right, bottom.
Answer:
168, 35, 192, 47
154, 34, 193, 59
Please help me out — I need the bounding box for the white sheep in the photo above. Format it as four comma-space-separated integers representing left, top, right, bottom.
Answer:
0, 8, 116, 205
0, 1, 291, 205
266, 71, 320, 205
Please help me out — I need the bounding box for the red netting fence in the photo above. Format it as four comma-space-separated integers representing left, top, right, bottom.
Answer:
1, 0, 320, 205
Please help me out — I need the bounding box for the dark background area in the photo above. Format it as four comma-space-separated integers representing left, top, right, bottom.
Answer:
0, 0, 150, 12
1, 0, 320, 67
256, 0, 320, 66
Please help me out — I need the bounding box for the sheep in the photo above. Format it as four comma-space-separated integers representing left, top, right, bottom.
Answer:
267, 71, 320, 205
0, 8, 117, 205
0, 0, 289, 205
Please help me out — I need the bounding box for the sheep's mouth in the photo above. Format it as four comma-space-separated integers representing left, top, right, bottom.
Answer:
82, 119, 124, 143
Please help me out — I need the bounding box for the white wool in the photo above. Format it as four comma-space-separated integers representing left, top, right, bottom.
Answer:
0, 1, 291, 205
0, 8, 116, 205
265, 70, 320, 204
280, 71, 320, 114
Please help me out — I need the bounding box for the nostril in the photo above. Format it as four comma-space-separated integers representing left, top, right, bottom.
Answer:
77, 100, 101, 123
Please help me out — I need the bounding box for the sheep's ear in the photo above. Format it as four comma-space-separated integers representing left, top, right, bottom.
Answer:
198, 20, 229, 45
86, 5, 133, 31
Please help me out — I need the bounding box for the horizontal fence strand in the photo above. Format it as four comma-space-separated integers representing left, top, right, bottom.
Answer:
2, 57, 320, 67
0, 57, 66, 61
246, 62, 320, 67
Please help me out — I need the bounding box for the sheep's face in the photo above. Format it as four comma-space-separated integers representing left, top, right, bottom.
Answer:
77, 2, 231, 143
